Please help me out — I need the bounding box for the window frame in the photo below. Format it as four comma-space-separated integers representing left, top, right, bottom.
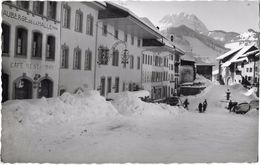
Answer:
86, 14, 94, 36
15, 27, 28, 57
61, 44, 69, 69
75, 9, 83, 32
112, 49, 119, 66
31, 31, 43, 59
85, 49, 92, 70
33, 1, 44, 15
2, 23, 11, 56
46, 35, 55, 61
62, 3, 71, 29
73, 47, 82, 70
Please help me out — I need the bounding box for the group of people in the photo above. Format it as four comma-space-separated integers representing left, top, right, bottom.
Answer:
182, 98, 208, 113
198, 99, 207, 113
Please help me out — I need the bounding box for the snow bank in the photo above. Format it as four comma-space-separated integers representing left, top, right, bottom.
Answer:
111, 91, 185, 116
243, 87, 258, 98
194, 74, 212, 86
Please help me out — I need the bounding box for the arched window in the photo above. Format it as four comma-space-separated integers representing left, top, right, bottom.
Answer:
38, 78, 53, 98
62, 3, 71, 28
14, 77, 33, 99
112, 49, 119, 66
32, 31, 42, 58
16, 27, 28, 56
75, 9, 83, 32
33, 1, 44, 15
2, 23, 10, 55
85, 49, 92, 70
73, 47, 81, 70
61, 44, 69, 68
46, 36, 55, 60
86, 14, 93, 35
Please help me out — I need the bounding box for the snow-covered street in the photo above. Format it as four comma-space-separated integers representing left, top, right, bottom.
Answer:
1, 83, 258, 163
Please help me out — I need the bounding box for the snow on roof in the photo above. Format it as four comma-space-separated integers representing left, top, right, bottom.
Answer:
256, 52, 260, 56
233, 57, 248, 63
240, 49, 259, 58
212, 70, 219, 75
221, 43, 257, 67
216, 45, 243, 60
181, 52, 196, 62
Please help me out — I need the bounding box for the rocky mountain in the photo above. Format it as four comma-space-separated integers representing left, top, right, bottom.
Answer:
159, 12, 209, 34
161, 25, 230, 69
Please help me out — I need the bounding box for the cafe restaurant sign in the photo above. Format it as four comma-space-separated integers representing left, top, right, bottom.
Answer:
2, 9, 58, 31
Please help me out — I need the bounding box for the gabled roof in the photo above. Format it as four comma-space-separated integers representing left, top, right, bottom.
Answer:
181, 52, 196, 62
222, 43, 257, 67
216, 45, 242, 60
240, 49, 259, 58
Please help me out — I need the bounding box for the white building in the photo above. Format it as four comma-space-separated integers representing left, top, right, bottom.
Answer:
2, 1, 61, 101
95, 2, 165, 97
59, 2, 105, 95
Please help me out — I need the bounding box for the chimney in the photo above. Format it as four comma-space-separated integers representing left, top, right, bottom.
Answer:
156, 26, 160, 30
170, 35, 174, 42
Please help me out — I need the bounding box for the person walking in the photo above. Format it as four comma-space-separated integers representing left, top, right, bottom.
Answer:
203, 99, 207, 112
198, 102, 203, 113
226, 89, 231, 100
183, 98, 189, 110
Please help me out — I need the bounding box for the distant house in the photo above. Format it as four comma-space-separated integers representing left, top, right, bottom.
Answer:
195, 60, 214, 80
179, 52, 196, 84
217, 43, 259, 86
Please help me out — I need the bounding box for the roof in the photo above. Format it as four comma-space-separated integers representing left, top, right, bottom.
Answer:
195, 58, 215, 66
100, 2, 165, 39
232, 57, 248, 63
181, 52, 196, 62
216, 45, 242, 60
222, 43, 257, 67
240, 49, 259, 58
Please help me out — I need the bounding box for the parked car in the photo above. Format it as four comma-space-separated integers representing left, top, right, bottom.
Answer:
233, 102, 251, 114
163, 96, 182, 106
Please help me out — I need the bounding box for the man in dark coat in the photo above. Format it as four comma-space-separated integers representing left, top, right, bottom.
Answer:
183, 99, 189, 109
203, 99, 207, 112
198, 103, 203, 113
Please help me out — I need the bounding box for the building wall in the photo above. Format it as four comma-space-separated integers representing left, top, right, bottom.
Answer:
2, 1, 61, 100
59, 2, 98, 95
96, 22, 142, 97
180, 65, 195, 83
196, 65, 213, 80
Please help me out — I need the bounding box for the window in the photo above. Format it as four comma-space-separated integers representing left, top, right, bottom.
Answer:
142, 54, 145, 64
248, 76, 251, 81
112, 49, 119, 66
86, 14, 94, 35
85, 49, 92, 70
62, 4, 71, 28
124, 33, 127, 42
17, 1, 29, 10
130, 55, 134, 69
103, 24, 107, 36
47, 1, 57, 19
115, 77, 119, 93
114, 29, 118, 39
122, 82, 126, 91
46, 36, 55, 60
16, 27, 28, 56
246, 68, 249, 72
98, 46, 109, 65
75, 10, 83, 32
131, 35, 134, 45
33, 1, 44, 15
32, 32, 42, 58
241, 63, 244, 68
73, 48, 81, 70
137, 56, 140, 69
137, 38, 141, 47
107, 77, 112, 94
100, 77, 105, 96
250, 68, 252, 72
61, 45, 69, 68
2, 23, 10, 55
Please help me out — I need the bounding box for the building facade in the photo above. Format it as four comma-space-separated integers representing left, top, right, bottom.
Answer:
2, 1, 61, 101
59, 2, 105, 95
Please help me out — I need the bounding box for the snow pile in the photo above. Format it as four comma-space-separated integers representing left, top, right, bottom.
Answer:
112, 92, 185, 117
245, 109, 259, 118
243, 87, 258, 98
2, 91, 119, 131
194, 74, 212, 86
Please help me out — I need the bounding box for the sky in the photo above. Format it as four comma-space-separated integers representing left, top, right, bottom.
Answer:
114, 0, 259, 34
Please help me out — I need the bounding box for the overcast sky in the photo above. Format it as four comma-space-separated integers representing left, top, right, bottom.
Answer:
114, 0, 259, 34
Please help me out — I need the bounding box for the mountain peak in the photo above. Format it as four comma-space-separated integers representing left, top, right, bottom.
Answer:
159, 12, 208, 34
